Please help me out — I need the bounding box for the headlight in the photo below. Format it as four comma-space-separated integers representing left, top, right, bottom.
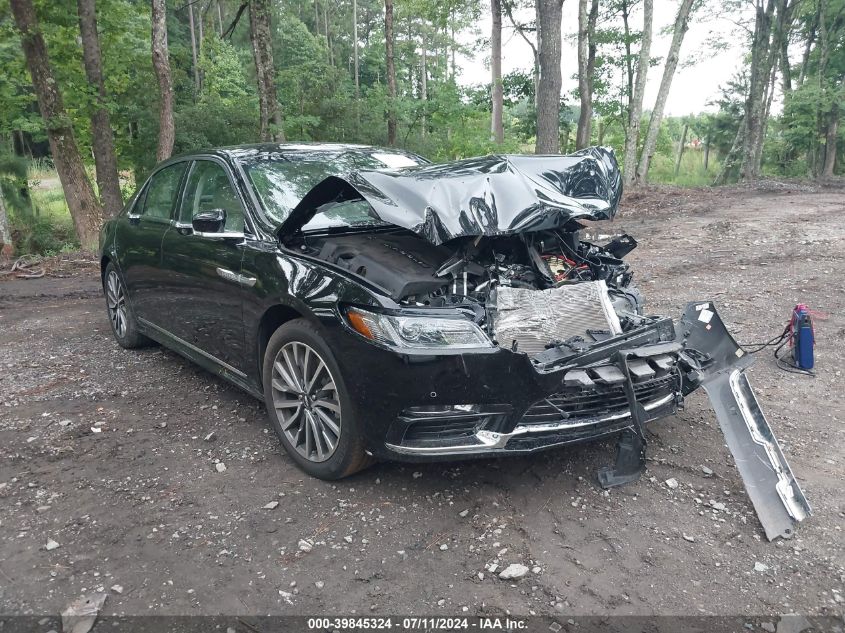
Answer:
345, 307, 493, 352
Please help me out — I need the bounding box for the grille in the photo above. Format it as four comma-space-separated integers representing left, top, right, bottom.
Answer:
521, 374, 677, 426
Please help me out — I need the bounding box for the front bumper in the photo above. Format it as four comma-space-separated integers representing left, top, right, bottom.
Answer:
321, 311, 682, 461
385, 391, 677, 456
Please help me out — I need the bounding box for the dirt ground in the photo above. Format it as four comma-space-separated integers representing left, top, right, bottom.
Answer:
1, 182, 843, 620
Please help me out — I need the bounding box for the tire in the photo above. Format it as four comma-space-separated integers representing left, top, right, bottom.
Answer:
103, 262, 152, 349
262, 318, 373, 479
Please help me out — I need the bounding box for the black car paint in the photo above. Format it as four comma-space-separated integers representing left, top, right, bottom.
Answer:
100, 144, 664, 461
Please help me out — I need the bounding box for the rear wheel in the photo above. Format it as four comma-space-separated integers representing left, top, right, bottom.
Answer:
262, 319, 372, 479
103, 263, 151, 349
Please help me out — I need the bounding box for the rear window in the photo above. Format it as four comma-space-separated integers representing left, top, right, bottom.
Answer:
141, 162, 187, 220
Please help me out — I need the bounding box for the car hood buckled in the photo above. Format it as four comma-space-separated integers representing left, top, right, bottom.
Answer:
277, 146, 623, 245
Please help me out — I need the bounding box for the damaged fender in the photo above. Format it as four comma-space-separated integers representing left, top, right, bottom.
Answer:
680, 302, 811, 540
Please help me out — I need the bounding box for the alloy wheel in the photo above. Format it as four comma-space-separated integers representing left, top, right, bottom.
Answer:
106, 270, 128, 339
271, 341, 342, 462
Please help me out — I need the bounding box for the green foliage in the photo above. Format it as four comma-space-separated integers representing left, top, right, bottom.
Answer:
277, 15, 348, 140
0, 153, 78, 254
198, 35, 255, 106
172, 36, 259, 157
0, 152, 30, 216
10, 206, 79, 255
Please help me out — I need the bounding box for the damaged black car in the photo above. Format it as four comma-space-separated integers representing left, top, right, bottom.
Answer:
99, 143, 809, 540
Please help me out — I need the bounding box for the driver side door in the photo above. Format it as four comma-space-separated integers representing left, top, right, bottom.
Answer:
159, 158, 250, 374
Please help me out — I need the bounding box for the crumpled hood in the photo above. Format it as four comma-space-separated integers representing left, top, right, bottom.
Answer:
279, 146, 622, 245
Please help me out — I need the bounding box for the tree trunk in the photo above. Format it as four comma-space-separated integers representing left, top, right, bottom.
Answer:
575, 0, 598, 149
324, 3, 333, 66
674, 121, 688, 177
754, 52, 779, 171
421, 26, 428, 137
635, 0, 694, 184
406, 20, 414, 88
703, 133, 711, 171
353, 0, 359, 98
739, 0, 777, 181
822, 104, 838, 178
450, 9, 456, 80
0, 181, 12, 261
535, 0, 564, 154
188, 2, 200, 94
491, 0, 504, 144
751, 0, 793, 174
798, 1, 819, 86
217, 1, 224, 36
10, 0, 102, 251
151, 0, 175, 161
780, 23, 792, 94
713, 117, 745, 185
77, 0, 123, 218
249, 0, 284, 142
622, 0, 652, 187
385, 0, 397, 145
621, 0, 634, 104
197, 2, 204, 91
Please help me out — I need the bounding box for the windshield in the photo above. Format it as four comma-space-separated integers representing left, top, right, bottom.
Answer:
240, 150, 424, 230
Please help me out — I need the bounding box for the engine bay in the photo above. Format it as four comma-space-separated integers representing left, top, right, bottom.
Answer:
292, 223, 648, 356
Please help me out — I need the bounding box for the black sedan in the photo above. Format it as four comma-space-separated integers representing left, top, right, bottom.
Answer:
98, 143, 683, 479
97, 141, 810, 544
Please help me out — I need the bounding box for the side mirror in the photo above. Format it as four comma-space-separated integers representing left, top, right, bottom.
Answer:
192, 208, 226, 233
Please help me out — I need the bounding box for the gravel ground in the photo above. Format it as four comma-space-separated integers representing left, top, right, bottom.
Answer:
1, 183, 843, 619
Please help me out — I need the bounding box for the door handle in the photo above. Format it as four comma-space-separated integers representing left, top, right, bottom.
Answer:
216, 267, 256, 287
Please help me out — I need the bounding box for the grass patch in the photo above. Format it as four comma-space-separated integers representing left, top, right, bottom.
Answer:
30, 185, 72, 222
27, 157, 59, 182
6, 168, 79, 255
646, 149, 721, 186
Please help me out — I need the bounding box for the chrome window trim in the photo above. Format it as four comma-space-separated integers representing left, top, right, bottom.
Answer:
193, 231, 247, 240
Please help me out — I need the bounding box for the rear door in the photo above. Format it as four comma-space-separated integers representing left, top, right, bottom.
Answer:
158, 158, 250, 372
116, 161, 188, 323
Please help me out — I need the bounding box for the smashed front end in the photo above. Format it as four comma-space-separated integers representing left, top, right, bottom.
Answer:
280, 147, 810, 540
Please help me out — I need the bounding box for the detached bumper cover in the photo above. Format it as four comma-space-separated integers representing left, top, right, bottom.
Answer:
679, 302, 811, 541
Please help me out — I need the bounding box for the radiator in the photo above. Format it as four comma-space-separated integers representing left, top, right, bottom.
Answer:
493, 280, 622, 355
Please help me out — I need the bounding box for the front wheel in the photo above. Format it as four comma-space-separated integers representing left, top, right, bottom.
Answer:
262, 319, 373, 479
103, 263, 151, 349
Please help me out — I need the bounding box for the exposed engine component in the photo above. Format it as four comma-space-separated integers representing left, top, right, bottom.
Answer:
312, 233, 450, 300
302, 226, 643, 355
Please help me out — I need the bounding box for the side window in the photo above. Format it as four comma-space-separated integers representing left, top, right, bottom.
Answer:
141, 162, 187, 220
179, 161, 245, 233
